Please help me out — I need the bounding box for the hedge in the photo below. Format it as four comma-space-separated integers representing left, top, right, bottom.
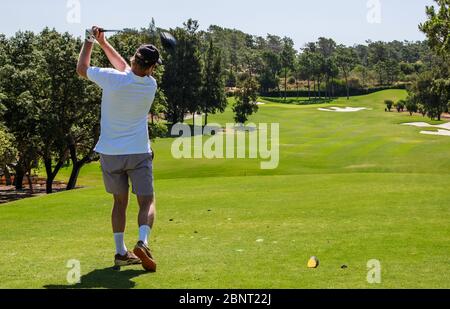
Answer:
260, 85, 407, 98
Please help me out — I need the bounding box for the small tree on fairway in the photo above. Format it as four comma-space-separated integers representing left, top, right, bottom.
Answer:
201, 39, 227, 127
405, 96, 418, 116
385, 100, 394, 112
233, 75, 259, 124
410, 71, 450, 120
395, 100, 406, 112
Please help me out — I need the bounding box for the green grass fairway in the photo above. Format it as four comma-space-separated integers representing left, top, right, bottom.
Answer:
1, 90, 449, 289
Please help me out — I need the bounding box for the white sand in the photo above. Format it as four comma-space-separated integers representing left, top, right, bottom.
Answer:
256, 102, 266, 105
318, 107, 370, 113
402, 122, 450, 130
402, 122, 450, 136
421, 129, 450, 136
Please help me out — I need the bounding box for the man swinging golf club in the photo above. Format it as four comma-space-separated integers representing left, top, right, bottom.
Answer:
76, 26, 160, 272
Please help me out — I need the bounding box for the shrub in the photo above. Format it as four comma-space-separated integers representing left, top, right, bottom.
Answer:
405, 98, 418, 116
288, 76, 296, 85
385, 100, 394, 112
148, 121, 169, 140
395, 100, 405, 112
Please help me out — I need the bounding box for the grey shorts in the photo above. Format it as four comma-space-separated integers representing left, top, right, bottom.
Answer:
99, 153, 154, 196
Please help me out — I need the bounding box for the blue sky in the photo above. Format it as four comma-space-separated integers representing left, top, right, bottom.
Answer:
0, 0, 434, 48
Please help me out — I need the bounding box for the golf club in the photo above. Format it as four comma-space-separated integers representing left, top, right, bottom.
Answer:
99, 28, 177, 51
98, 29, 124, 33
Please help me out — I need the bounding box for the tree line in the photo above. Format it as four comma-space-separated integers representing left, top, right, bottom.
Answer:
207, 25, 433, 101
1, 0, 448, 194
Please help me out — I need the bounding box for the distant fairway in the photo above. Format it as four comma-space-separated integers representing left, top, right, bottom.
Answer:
1, 90, 449, 288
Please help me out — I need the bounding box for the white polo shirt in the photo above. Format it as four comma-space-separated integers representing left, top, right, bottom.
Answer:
87, 67, 157, 155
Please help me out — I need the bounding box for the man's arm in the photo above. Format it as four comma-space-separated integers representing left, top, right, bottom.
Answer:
93, 27, 131, 72
76, 40, 94, 79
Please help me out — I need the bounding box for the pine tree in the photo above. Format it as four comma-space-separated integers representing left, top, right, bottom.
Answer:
201, 39, 227, 126
162, 19, 202, 125
233, 76, 259, 124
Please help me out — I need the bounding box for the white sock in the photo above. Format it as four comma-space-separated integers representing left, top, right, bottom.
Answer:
114, 233, 127, 256
139, 225, 151, 245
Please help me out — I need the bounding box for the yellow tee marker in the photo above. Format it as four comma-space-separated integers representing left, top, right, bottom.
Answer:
308, 256, 320, 268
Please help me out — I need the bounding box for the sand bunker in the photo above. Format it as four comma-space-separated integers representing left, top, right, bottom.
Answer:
421, 130, 450, 136
256, 102, 266, 105
402, 122, 450, 136
402, 122, 450, 130
318, 107, 370, 113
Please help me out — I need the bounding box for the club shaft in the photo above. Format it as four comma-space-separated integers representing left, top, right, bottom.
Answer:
99, 30, 122, 33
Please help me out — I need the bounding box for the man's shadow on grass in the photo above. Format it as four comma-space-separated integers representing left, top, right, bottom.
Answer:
44, 267, 149, 289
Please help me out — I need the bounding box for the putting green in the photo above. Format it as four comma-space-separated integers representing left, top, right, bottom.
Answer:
0, 90, 449, 288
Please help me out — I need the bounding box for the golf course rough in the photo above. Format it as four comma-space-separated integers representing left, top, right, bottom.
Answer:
0, 90, 449, 289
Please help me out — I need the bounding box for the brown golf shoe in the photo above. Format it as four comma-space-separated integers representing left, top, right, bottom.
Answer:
133, 241, 157, 272
114, 251, 142, 267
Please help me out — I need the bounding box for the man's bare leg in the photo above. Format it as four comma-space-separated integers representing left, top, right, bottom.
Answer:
138, 195, 156, 230
134, 195, 157, 272
112, 192, 141, 267
112, 193, 129, 234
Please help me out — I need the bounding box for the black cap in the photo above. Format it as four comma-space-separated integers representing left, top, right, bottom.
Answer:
135, 44, 162, 66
